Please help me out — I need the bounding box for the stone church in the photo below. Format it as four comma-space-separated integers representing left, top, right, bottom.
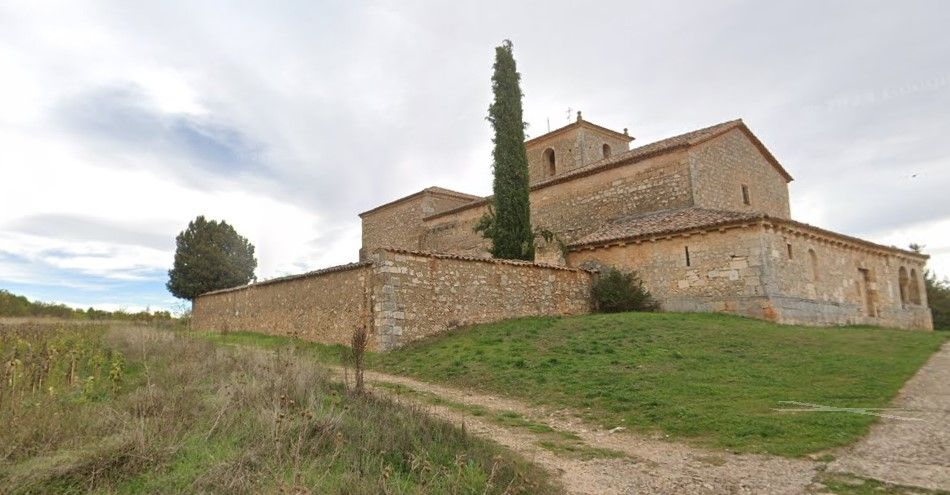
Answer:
359, 114, 933, 331
193, 114, 932, 352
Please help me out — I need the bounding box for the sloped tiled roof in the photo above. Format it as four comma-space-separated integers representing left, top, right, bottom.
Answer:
570, 208, 763, 247
423, 186, 482, 200
403, 119, 793, 222
568, 207, 928, 260
524, 118, 634, 146
530, 119, 792, 190
428, 119, 795, 221
359, 186, 482, 217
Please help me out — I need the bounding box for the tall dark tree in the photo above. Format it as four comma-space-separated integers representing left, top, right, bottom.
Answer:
909, 243, 949, 330
482, 39, 534, 260
166, 216, 257, 300
924, 270, 950, 330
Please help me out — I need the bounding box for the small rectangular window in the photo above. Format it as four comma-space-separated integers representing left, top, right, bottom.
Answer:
786, 243, 793, 259
741, 184, 751, 205
685, 246, 691, 267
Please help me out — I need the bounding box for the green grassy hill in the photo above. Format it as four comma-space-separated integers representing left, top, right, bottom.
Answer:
208, 312, 947, 457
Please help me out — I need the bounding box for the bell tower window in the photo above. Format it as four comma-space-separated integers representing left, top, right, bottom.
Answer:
543, 148, 556, 177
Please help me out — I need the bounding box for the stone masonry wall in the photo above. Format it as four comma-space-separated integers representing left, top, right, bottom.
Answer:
689, 128, 791, 219
567, 226, 774, 319
526, 126, 631, 183
192, 250, 594, 352
574, 127, 632, 173
423, 149, 693, 259
361, 196, 427, 257
370, 249, 593, 351
360, 191, 476, 259
420, 202, 492, 257
760, 225, 932, 330
191, 263, 376, 348
532, 151, 692, 245
566, 223, 933, 330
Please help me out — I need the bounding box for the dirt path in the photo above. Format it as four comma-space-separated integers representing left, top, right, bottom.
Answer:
828, 341, 950, 492
334, 368, 822, 494
212, 335, 950, 493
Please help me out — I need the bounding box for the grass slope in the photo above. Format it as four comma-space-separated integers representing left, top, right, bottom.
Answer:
0, 323, 556, 494
372, 313, 946, 457
203, 312, 946, 458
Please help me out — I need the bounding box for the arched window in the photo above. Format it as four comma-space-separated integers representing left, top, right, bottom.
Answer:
909, 268, 921, 305
602, 143, 612, 158
808, 248, 819, 281
898, 266, 909, 307
543, 148, 556, 177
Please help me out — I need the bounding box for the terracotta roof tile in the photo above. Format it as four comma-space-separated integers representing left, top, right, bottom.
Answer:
568, 208, 927, 259
570, 208, 763, 247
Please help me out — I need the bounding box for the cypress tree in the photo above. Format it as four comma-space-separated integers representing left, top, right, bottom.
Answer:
485, 40, 534, 260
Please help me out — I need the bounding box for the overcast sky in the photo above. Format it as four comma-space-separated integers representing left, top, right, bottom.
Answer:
1, 1, 948, 313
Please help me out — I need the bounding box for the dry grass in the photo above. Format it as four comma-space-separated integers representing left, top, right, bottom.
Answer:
0, 322, 557, 494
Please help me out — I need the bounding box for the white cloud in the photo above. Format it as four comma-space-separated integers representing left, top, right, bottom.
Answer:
0, 0, 948, 311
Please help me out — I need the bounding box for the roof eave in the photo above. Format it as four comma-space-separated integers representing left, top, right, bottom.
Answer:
524, 120, 633, 147
568, 216, 927, 259
359, 187, 480, 218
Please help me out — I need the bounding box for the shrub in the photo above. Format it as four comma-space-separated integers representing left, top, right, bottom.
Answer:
591, 268, 659, 313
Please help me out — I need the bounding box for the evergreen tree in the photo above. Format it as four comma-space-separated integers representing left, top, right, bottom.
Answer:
924, 270, 950, 330
483, 40, 534, 260
166, 216, 257, 300
908, 243, 949, 330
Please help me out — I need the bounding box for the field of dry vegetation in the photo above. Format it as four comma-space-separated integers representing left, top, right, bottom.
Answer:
0, 322, 555, 494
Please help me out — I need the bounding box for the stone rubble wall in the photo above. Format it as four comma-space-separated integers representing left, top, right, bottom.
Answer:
191, 263, 376, 348
192, 250, 594, 352
370, 249, 593, 351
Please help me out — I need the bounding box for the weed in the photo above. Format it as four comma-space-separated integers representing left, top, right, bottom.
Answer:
0, 323, 558, 494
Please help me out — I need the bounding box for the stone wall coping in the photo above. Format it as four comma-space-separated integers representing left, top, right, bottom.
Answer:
375, 247, 595, 273
568, 214, 929, 261
197, 261, 373, 298
197, 246, 593, 300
